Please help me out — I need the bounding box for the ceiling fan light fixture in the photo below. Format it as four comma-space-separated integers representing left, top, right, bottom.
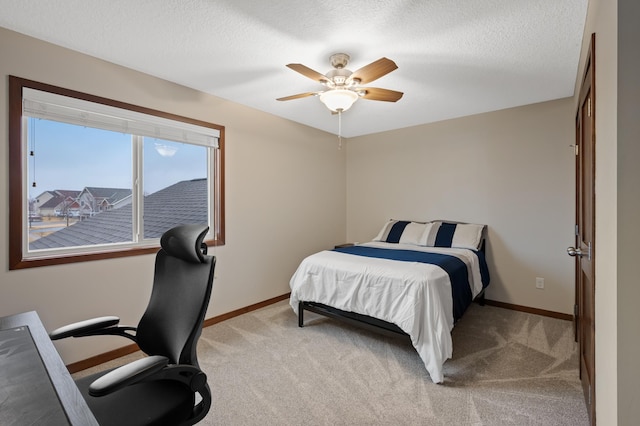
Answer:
319, 89, 359, 112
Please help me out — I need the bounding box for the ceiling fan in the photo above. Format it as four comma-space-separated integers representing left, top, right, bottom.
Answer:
277, 53, 403, 113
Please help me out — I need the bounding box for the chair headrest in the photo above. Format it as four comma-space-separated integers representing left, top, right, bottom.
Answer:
160, 224, 209, 263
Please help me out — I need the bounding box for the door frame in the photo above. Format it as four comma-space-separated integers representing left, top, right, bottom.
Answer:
574, 32, 596, 425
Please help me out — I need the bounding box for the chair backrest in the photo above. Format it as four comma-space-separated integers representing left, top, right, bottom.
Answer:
136, 224, 215, 366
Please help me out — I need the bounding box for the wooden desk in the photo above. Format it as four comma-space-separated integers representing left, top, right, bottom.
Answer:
0, 311, 98, 425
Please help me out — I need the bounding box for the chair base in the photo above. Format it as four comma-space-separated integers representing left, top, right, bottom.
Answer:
76, 372, 196, 426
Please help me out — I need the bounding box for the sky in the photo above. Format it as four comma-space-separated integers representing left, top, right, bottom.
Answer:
27, 118, 207, 199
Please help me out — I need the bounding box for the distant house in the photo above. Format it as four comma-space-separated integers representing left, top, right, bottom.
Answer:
32, 190, 57, 214
35, 190, 81, 217
33, 187, 131, 218
29, 179, 207, 249
77, 187, 132, 217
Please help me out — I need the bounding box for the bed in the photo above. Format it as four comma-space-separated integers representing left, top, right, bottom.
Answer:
289, 220, 490, 383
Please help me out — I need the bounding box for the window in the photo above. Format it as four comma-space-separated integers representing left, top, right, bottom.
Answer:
9, 76, 225, 269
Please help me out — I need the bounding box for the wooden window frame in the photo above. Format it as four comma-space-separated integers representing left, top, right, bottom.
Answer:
8, 76, 225, 270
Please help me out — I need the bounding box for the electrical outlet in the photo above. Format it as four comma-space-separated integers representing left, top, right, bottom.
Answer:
536, 277, 545, 289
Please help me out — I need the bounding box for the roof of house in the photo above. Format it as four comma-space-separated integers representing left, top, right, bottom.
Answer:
38, 190, 82, 209
34, 190, 57, 200
30, 179, 207, 249
55, 190, 82, 198
81, 187, 132, 204
39, 195, 67, 209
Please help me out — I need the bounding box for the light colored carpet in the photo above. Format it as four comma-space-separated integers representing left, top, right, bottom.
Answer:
76, 300, 589, 425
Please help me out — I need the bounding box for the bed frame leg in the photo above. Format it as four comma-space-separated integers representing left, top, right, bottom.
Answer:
298, 301, 304, 327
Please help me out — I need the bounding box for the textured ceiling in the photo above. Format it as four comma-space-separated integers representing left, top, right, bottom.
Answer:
0, 0, 589, 138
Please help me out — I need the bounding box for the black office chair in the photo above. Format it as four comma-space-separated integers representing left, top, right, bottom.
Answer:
50, 224, 216, 426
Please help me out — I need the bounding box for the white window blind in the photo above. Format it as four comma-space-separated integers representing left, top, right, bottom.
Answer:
23, 88, 219, 147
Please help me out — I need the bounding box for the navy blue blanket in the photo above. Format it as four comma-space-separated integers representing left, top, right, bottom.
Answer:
333, 246, 489, 322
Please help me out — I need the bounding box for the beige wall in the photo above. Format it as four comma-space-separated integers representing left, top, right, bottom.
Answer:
616, 0, 640, 424
346, 98, 576, 315
0, 28, 346, 364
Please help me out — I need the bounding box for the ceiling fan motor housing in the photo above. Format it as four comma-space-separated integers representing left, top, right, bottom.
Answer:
325, 68, 353, 87
330, 53, 350, 69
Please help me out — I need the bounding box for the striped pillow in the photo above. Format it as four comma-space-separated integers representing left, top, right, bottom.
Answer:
429, 222, 485, 250
373, 220, 431, 245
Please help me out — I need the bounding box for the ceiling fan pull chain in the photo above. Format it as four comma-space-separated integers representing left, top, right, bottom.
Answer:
338, 110, 342, 150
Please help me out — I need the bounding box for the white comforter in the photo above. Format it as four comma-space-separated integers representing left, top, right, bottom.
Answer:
289, 241, 485, 383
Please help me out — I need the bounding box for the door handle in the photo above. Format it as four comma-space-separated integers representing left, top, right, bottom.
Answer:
567, 242, 592, 260
567, 247, 584, 257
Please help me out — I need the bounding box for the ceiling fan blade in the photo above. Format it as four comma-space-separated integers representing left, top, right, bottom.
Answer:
349, 58, 398, 85
286, 64, 329, 83
361, 88, 404, 102
276, 92, 319, 101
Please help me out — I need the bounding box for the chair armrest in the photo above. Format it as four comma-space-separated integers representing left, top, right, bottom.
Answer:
49, 316, 121, 340
88, 355, 169, 397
